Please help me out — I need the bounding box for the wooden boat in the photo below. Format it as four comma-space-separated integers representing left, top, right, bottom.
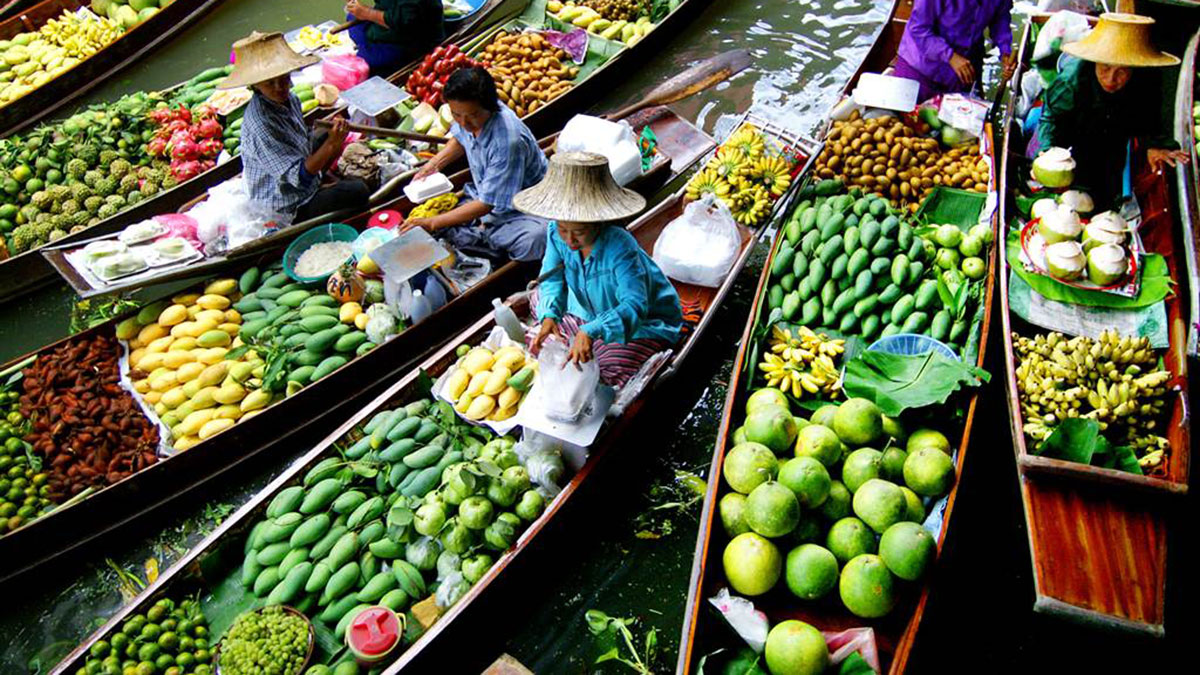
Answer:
676, 2, 1008, 672
1172, 26, 1200, 359
995, 12, 1192, 637
0, 0, 36, 21
44, 128, 818, 675
0, 0, 233, 138
0, 106, 714, 585
0, 0, 520, 304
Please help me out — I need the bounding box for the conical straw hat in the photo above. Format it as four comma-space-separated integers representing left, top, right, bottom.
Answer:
513, 152, 646, 223
219, 31, 320, 90
1061, 13, 1179, 68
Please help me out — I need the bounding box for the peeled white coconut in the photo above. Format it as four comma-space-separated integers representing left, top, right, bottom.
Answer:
1046, 241, 1086, 281
1058, 190, 1094, 216
1031, 198, 1059, 221
1087, 243, 1128, 286
1033, 147, 1076, 188
1038, 205, 1082, 244
1082, 211, 1128, 252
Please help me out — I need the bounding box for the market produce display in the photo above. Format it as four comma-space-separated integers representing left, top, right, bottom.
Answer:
405, 44, 481, 108
720, 392, 953, 621
80, 596, 212, 675
547, 1, 660, 46
218, 606, 310, 675
1013, 330, 1172, 471
1028, 190, 1136, 288
444, 344, 536, 422
811, 110, 989, 212
757, 325, 844, 401
0, 8, 126, 106
476, 30, 579, 117
685, 123, 797, 226
0, 380, 51, 534
763, 183, 992, 354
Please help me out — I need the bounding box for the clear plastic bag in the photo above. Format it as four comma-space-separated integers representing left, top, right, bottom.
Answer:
556, 115, 644, 186
322, 54, 369, 90
536, 337, 599, 423
653, 193, 741, 288
513, 429, 566, 496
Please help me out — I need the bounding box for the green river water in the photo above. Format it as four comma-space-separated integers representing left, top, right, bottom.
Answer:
0, 0, 1189, 672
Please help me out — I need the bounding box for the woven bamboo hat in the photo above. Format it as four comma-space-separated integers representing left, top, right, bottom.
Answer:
1062, 13, 1179, 68
219, 31, 320, 89
513, 152, 646, 223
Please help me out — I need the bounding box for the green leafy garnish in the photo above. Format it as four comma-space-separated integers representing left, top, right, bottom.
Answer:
1034, 418, 1143, 474
842, 350, 989, 416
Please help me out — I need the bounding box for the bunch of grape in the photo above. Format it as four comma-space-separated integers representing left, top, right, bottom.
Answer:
218, 606, 309, 675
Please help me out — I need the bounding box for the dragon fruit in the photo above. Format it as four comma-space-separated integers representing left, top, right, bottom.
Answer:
195, 117, 223, 140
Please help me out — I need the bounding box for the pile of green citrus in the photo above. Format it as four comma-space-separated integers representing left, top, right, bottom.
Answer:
218, 606, 309, 675
78, 597, 212, 675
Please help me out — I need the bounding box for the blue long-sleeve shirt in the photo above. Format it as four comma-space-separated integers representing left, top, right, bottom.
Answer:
536, 222, 683, 345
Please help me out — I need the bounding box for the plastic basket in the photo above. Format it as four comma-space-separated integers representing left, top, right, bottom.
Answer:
867, 334, 959, 361
283, 223, 359, 283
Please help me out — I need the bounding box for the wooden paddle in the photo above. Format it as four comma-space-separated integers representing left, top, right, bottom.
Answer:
315, 119, 451, 145
604, 49, 753, 121
330, 18, 364, 34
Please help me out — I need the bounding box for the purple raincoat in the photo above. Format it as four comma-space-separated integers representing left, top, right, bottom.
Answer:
895, 0, 1014, 100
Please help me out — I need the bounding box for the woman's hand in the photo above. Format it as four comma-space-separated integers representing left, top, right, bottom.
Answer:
1147, 148, 1190, 172
532, 318, 560, 354
400, 216, 438, 234
345, 1, 373, 21
327, 117, 350, 149
949, 53, 975, 86
414, 161, 439, 181
1001, 53, 1017, 82
566, 329, 593, 366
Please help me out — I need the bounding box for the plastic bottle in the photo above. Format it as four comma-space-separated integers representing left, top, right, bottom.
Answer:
492, 298, 525, 342
409, 290, 432, 324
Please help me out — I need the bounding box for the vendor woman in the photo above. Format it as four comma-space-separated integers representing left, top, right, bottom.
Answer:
895, 0, 1016, 101
518, 152, 683, 388
1037, 13, 1188, 206
223, 32, 369, 224
402, 66, 548, 262
343, 0, 444, 75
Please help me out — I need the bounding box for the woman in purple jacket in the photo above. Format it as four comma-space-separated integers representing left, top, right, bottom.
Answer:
894, 0, 1016, 101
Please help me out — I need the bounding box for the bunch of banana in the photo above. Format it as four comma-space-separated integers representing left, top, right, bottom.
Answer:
758, 325, 843, 399
746, 155, 793, 196
0, 11, 122, 104
684, 167, 733, 201
40, 12, 123, 54
727, 124, 766, 160
1014, 330, 1172, 466
706, 146, 752, 187
728, 183, 771, 226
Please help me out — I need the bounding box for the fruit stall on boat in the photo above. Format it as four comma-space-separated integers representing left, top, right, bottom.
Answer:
41, 115, 816, 675
0, 98, 721, 584
994, 8, 1191, 638
676, 0, 1014, 671
1172, 22, 1200, 358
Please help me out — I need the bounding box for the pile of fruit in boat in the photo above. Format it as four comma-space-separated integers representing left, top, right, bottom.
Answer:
685, 123, 797, 226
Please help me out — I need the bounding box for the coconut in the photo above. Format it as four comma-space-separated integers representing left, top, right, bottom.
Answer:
1032, 147, 1076, 188
1031, 198, 1059, 221
1087, 243, 1128, 286
1082, 211, 1128, 252
1038, 205, 1082, 244
1045, 241, 1086, 281
1058, 190, 1094, 216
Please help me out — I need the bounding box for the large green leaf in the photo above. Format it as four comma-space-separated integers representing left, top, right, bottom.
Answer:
842, 350, 989, 416
1034, 418, 1143, 474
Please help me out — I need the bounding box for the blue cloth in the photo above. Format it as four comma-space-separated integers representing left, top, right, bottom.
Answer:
536, 222, 683, 345
241, 91, 317, 218
450, 103, 547, 223
346, 15, 409, 75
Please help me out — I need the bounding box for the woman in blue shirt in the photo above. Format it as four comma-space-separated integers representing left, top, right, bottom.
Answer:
513, 152, 684, 387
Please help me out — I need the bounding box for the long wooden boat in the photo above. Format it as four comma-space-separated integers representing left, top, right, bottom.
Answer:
1172, 26, 1200, 359
0, 106, 713, 585
0, 0, 521, 305
44, 127, 809, 673
996, 12, 1192, 636
0, 0, 708, 306
676, 2, 1009, 671
0, 0, 232, 138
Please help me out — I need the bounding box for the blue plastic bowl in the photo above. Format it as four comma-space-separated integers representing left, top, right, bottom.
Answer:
283, 223, 359, 283
867, 334, 960, 361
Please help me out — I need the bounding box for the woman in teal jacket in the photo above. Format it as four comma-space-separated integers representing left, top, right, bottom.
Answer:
514, 153, 683, 387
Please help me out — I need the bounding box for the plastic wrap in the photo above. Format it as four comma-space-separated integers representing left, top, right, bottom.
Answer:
322, 54, 370, 90
557, 115, 645, 186
535, 337, 599, 423
513, 429, 566, 497
653, 193, 741, 288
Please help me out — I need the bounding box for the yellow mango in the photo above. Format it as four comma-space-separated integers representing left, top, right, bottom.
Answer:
455, 391, 474, 413
129, 347, 147, 367
462, 347, 495, 375
162, 351, 197, 369
493, 347, 526, 372
146, 336, 174, 354
186, 305, 202, 318
241, 409, 265, 422
446, 368, 471, 399
170, 321, 196, 338
204, 278, 238, 296
498, 386, 521, 410
158, 304, 189, 326
465, 394, 496, 421
466, 371, 490, 397
161, 387, 188, 409
354, 313, 369, 330
198, 361, 229, 387
212, 404, 243, 421
132, 378, 151, 394
178, 409, 216, 437
224, 309, 242, 324
172, 292, 200, 306
150, 371, 179, 392
176, 361, 206, 384
137, 323, 169, 344
175, 402, 196, 420
194, 309, 226, 325
153, 401, 166, 415
240, 389, 272, 412
489, 405, 517, 422
189, 318, 220, 337
250, 363, 265, 379
483, 366, 511, 396
173, 435, 202, 451
340, 302, 363, 324
228, 362, 255, 383
217, 322, 241, 337
214, 381, 246, 405
169, 337, 198, 352
136, 352, 166, 373
148, 367, 172, 382
161, 412, 181, 429
181, 379, 203, 399
196, 347, 228, 364
115, 317, 141, 341
198, 418, 236, 440
190, 386, 219, 410
197, 329, 232, 348
197, 294, 231, 311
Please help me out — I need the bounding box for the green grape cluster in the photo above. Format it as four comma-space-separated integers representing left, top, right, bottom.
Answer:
218, 606, 309, 675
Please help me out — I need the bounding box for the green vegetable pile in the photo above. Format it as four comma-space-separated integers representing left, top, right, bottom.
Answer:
218, 606, 310, 675
80, 597, 212, 675
0, 382, 53, 534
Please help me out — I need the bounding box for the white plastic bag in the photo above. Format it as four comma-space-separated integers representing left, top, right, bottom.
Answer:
556, 114, 644, 186
535, 337, 599, 423
653, 193, 741, 288
513, 429, 566, 496
1032, 11, 1091, 62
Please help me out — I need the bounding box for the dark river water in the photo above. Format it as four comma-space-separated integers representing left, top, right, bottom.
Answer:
0, 0, 1188, 673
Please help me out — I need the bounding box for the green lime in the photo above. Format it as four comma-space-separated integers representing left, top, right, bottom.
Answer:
154, 653, 174, 670
157, 631, 179, 652
24, 178, 43, 193
136, 642, 159, 663
140, 623, 161, 640
89, 640, 110, 659
146, 605, 166, 622
174, 652, 194, 668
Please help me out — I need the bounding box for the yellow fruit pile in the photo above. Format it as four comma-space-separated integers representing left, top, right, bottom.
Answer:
548, 1, 656, 46
685, 124, 793, 226
0, 10, 124, 104
120, 279, 271, 450
445, 345, 537, 422
757, 325, 843, 399
409, 193, 459, 219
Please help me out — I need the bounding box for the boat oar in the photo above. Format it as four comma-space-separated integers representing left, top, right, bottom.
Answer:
604, 49, 753, 121
315, 119, 450, 145
330, 19, 364, 35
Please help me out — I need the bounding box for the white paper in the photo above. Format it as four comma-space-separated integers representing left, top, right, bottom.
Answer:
853, 73, 920, 112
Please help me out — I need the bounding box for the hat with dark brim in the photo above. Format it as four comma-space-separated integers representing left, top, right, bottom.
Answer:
219, 31, 320, 90
512, 152, 646, 223
1061, 13, 1179, 68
